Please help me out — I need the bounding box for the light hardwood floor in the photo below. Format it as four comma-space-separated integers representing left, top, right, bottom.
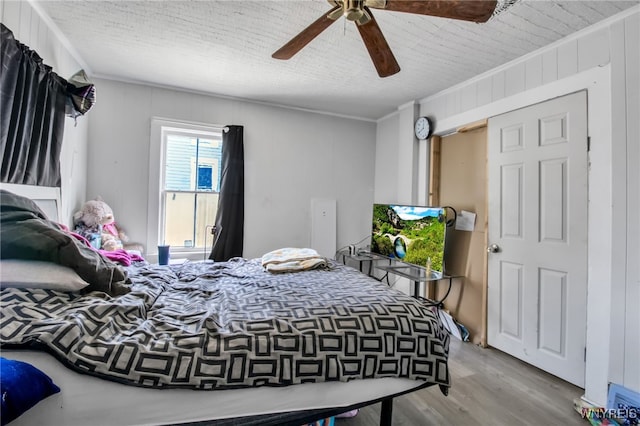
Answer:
337, 339, 586, 426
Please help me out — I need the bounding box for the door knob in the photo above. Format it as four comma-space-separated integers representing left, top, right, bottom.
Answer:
487, 244, 501, 253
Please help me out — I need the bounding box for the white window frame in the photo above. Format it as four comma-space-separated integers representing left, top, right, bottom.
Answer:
148, 118, 224, 261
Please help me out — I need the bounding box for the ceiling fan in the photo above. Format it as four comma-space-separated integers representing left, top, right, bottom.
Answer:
272, 0, 498, 78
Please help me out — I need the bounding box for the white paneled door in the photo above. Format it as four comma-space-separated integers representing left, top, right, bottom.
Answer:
487, 91, 588, 387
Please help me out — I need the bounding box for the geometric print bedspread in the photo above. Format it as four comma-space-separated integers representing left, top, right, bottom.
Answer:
0, 258, 450, 392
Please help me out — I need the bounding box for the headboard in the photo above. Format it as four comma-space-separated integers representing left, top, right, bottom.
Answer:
0, 183, 61, 222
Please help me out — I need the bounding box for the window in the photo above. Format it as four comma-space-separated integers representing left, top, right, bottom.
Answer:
157, 123, 223, 252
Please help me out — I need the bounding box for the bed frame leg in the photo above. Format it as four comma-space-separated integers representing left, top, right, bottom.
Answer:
380, 397, 393, 426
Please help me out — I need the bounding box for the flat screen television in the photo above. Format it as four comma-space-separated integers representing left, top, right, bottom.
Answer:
370, 204, 447, 274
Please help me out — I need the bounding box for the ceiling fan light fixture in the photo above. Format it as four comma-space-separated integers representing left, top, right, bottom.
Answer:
343, 0, 365, 21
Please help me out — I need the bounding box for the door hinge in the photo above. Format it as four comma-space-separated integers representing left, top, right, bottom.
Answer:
587, 137, 591, 152
584, 347, 587, 361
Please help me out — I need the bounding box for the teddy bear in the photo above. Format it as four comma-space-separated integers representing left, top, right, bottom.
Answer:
73, 197, 130, 251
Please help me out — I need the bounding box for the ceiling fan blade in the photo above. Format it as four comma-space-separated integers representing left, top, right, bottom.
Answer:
272, 6, 341, 60
379, 0, 497, 23
356, 8, 400, 78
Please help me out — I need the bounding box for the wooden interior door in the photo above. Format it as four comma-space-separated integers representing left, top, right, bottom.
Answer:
487, 91, 588, 387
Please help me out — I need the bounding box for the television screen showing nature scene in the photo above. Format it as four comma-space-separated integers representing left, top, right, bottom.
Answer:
371, 204, 446, 272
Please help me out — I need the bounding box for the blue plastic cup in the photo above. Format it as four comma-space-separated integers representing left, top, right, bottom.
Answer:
158, 245, 170, 265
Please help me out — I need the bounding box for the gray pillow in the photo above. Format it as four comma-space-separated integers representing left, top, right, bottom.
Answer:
0, 259, 90, 292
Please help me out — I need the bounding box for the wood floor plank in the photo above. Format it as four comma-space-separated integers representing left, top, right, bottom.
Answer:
337, 339, 585, 425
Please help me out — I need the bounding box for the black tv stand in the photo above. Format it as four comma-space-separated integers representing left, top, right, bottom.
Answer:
339, 251, 458, 306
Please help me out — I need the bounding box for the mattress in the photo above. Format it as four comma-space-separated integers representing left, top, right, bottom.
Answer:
3, 349, 427, 426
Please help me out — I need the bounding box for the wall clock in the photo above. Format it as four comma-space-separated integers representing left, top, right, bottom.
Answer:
414, 116, 432, 140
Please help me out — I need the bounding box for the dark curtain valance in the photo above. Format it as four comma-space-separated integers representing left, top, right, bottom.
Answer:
209, 125, 244, 261
0, 23, 68, 187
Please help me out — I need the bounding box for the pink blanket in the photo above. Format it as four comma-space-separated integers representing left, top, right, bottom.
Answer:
59, 223, 144, 266
97, 248, 144, 267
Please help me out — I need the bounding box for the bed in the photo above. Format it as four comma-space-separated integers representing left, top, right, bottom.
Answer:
0, 186, 450, 426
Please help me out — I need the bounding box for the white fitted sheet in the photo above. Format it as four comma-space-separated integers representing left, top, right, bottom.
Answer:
4, 349, 425, 426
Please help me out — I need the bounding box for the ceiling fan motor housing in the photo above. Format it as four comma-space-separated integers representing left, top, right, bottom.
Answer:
344, 0, 364, 20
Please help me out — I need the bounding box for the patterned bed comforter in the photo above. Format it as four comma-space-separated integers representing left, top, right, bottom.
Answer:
0, 258, 450, 391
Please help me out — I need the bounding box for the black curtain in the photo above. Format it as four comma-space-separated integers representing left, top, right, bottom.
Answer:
0, 23, 68, 187
209, 125, 244, 261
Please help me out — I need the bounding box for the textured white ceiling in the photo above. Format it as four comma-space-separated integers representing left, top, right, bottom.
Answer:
32, 0, 638, 120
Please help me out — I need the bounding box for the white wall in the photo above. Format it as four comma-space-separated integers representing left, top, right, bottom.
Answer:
375, 106, 431, 209
1, 0, 89, 225
87, 79, 376, 260
375, 6, 640, 405
374, 113, 399, 204
610, 10, 640, 397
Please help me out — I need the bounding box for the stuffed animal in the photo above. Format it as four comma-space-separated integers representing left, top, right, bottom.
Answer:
73, 197, 130, 251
